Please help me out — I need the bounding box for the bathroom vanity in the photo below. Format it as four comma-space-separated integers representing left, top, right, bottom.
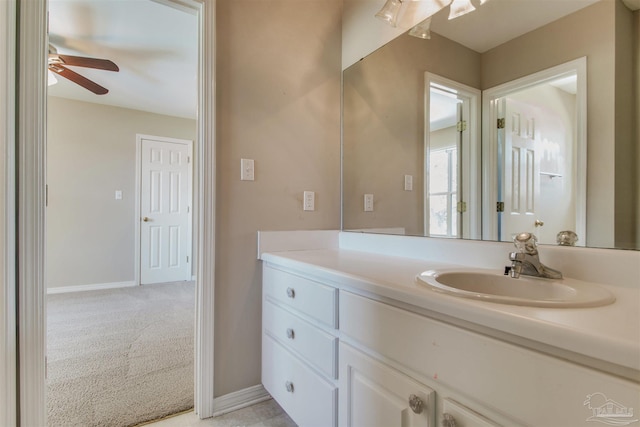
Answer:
259, 232, 640, 427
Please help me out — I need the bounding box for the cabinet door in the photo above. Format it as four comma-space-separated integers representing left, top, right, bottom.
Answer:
340, 343, 435, 427
440, 398, 501, 427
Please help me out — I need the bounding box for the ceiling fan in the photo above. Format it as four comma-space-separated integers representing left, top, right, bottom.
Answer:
48, 44, 119, 95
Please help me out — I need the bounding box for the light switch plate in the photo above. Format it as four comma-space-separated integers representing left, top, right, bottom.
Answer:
404, 175, 413, 191
241, 158, 255, 181
115, 190, 123, 200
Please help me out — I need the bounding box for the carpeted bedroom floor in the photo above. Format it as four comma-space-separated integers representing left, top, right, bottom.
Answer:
46, 281, 195, 427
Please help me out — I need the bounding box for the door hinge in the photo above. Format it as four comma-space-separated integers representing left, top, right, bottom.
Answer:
45, 185, 48, 207
186, 256, 189, 263
187, 156, 191, 163
497, 201, 505, 212
456, 201, 467, 213
497, 118, 505, 129
456, 120, 467, 132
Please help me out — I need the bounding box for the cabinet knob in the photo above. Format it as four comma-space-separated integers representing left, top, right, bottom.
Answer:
442, 413, 456, 427
409, 394, 424, 414
285, 381, 294, 393
286, 328, 295, 339
286, 287, 295, 298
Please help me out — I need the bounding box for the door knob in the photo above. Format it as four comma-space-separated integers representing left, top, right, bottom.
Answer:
142, 217, 151, 222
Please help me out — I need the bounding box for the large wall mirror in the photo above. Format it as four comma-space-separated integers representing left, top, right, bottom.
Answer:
342, 0, 639, 250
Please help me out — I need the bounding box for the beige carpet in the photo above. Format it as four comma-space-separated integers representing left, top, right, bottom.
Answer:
46, 281, 195, 427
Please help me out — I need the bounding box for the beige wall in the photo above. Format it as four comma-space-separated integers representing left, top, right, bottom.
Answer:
343, 33, 480, 236
46, 97, 196, 289
215, 0, 342, 396
614, 0, 637, 249
636, 10, 640, 246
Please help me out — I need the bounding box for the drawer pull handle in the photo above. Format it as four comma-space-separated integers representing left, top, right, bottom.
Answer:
409, 394, 424, 414
442, 413, 456, 427
286, 287, 295, 298
285, 381, 294, 393
286, 328, 295, 339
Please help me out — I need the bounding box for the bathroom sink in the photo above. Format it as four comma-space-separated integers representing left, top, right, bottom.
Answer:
416, 269, 615, 308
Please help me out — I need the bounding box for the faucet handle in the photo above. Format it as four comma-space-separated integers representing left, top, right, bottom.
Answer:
513, 232, 538, 255
509, 251, 525, 262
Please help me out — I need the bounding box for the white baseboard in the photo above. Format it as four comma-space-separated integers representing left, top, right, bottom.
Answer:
46, 281, 137, 294
211, 384, 271, 417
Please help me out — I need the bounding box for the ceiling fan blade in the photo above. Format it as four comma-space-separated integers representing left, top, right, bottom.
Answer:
49, 65, 109, 95
57, 54, 119, 72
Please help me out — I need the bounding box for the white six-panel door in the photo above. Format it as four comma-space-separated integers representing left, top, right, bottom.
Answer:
139, 136, 192, 284
502, 98, 541, 240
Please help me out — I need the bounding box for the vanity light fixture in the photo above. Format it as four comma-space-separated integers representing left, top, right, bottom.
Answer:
375, 0, 404, 27
377, 0, 488, 29
448, 0, 475, 19
409, 17, 432, 39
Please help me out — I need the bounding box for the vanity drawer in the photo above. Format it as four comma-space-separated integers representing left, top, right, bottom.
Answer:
262, 334, 338, 427
264, 299, 338, 379
263, 265, 338, 328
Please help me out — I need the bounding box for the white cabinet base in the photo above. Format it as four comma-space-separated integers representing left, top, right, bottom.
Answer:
340, 342, 435, 427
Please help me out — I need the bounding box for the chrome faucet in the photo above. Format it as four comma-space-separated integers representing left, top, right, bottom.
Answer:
506, 232, 562, 279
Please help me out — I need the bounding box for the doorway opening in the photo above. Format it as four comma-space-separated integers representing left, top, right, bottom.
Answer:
42, 0, 206, 425
17, 0, 215, 424
424, 73, 481, 240
483, 58, 587, 246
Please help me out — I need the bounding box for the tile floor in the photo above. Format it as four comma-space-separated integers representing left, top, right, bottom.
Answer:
142, 399, 297, 427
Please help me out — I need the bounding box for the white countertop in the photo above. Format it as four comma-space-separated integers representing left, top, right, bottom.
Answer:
261, 248, 640, 378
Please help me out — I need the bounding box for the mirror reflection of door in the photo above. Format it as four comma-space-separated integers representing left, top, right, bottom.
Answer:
428, 86, 461, 237
425, 74, 481, 240
501, 97, 542, 239
495, 73, 580, 245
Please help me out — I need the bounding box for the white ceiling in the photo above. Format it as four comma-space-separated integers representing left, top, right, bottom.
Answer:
47, 0, 198, 119
428, 0, 602, 53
